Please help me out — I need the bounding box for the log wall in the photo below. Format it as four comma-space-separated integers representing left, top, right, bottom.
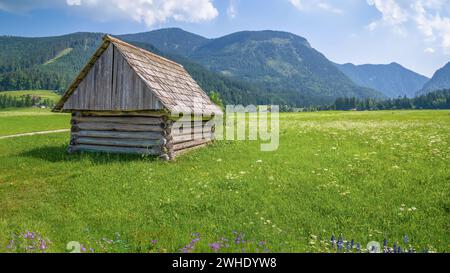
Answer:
68, 112, 215, 160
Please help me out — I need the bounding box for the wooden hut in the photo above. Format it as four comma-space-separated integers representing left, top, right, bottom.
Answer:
53, 35, 222, 160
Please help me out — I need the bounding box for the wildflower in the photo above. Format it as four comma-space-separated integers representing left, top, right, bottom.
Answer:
411, 207, 417, 211
330, 234, 336, 247
404, 235, 409, 245
356, 243, 361, 252
39, 240, 47, 251
256, 160, 263, 163
209, 242, 221, 252
151, 240, 158, 245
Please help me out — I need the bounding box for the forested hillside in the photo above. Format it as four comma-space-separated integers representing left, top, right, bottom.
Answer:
418, 62, 450, 95
336, 62, 429, 98
124, 29, 384, 105
0, 33, 103, 92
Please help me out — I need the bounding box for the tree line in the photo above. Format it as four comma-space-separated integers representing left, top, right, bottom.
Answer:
0, 94, 54, 109
328, 89, 450, 111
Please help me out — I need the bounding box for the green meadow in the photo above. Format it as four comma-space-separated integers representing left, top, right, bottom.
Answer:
0, 108, 448, 253
0, 90, 61, 103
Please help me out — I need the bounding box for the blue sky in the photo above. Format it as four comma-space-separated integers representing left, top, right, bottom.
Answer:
0, 0, 449, 77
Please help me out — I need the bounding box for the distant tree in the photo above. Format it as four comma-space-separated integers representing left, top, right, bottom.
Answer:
209, 91, 224, 109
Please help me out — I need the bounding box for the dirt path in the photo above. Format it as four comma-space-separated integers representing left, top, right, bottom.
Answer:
0, 129, 70, 140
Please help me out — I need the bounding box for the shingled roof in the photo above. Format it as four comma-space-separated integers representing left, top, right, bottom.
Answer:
54, 35, 222, 115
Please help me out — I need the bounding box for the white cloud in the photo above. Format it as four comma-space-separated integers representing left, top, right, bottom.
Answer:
367, 0, 450, 52
227, 0, 238, 19
289, 0, 343, 15
0, 0, 219, 27
289, 0, 303, 10
65, 0, 219, 27
424, 47, 435, 53
317, 2, 343, 15
66, 0, 81, 5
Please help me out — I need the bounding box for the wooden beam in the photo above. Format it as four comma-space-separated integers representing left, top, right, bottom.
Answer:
173, 138, 212, 151
73, 122, 163, 132
70, 144, 162, 155
78, 110, 168, 117
72, 130, 164, 140
74, 137, 165, 148
72, 116, 164, 125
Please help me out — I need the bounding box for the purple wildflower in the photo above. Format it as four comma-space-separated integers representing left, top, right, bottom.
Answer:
404, 235, 409, 245
39, 240, 47, 251
209, 242, 221, 252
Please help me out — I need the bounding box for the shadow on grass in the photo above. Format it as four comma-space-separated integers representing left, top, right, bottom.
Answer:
20, 145, 159, 164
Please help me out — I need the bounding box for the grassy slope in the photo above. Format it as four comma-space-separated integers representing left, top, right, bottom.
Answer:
0, 109, 448, 253
0, 90, 61, 103
0, 108, 69, 136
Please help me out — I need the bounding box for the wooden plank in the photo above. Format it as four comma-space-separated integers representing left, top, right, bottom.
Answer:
174, 144, 208, 157
171, 126, 214, 137
172, 133, 213, 144
72, 116, 164, 125
71, 144, 162, 155
64, 44, 114, 111
78, 111, 168, 117
113, 46, 163, 111
72, 130, 164, 140
75, 137, 164, 148
173, 138, 212, 151
74, 122, 163, 132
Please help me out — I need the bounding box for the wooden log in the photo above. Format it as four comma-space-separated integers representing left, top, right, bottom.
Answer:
74, 122, 163, 132
173, 138, 212, 151
75, 137, 165, 148
173, 144, 208, 158
171, 126, 214, 137
71, 144, 162, 155
72, 116, 165, 125
78, 111, 168, 117
169, 114, 216, 121
72, 130, 164, 140
172, 133, 213, 144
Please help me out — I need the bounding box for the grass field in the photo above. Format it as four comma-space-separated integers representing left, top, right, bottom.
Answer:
0, 90, 61, 103
0, 109, 448, 253
0, 108, 69, 136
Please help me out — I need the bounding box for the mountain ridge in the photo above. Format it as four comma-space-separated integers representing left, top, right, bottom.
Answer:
335, 62, 429, 98
418, 62, 450, 95
122, 28, 384, 105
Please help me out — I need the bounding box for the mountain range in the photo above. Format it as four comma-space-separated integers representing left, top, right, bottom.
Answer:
417, 62, 450, 96
0, 28, 449, 106
335, 62, 429, 98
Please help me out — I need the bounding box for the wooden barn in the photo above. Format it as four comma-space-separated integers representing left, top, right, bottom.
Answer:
53, 35, 222, 160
